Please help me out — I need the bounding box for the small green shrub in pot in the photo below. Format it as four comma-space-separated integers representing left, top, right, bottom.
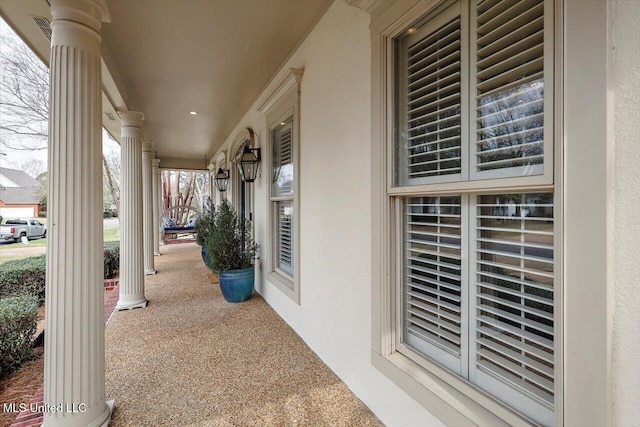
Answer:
194, 198, 216, 247
204, 200, 258, 302
0, 295, 38, 379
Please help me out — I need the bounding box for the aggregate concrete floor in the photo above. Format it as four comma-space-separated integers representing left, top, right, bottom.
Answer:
105, 243, 382, 426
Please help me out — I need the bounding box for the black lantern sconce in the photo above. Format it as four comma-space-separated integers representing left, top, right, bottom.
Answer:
214, 168, 230, 192
238, 132, 261, 182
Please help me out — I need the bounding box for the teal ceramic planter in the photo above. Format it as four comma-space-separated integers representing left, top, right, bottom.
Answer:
218, 267, 254, 303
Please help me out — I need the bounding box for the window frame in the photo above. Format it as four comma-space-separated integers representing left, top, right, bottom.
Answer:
259, 68, 303, 304
370, 0, 569, 425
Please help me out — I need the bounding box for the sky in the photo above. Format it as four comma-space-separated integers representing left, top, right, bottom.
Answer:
0, 17, 120, 178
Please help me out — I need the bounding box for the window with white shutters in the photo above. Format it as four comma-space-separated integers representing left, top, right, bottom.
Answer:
396, 0, 553, 187
392, 1, 558, 425
270, 115, 295, 282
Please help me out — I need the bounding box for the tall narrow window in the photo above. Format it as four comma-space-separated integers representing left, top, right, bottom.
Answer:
271, 116, 294, 279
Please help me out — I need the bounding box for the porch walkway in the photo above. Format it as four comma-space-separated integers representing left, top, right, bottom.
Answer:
105, 243, 381, 426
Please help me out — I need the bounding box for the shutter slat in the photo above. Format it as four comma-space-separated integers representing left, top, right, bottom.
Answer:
407, 246, 462, 260
409, 103, 461, 125
407, 273, 463, 295
407, 306, 462, 334
409, 92, 461, 117
476, 155, 544, 170
477, 270, 553, 293
407, 325, 461, 354
477, 314, 553, 351
409, 115, 461, 133
408, 81, 461, 108
409, 166, 462, 177
476, 140, 543, 157
477, 248, 553, 265
477, 326, 554, 364
476, 349, 554, 394
477, 337, 553, 378
476, 1, 544, 46
478, 281, 553, 307
408, 36, 460, 74
476, 359, 553, 404
478, 16, 543, 58
476, 259, 554, 280
478, 303, 553, 335
408, 316, 461, 347
476, 57, 543, 93
409, 18, 459, 55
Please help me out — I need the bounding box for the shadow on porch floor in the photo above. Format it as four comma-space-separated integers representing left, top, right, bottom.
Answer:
105, 243, 381, 426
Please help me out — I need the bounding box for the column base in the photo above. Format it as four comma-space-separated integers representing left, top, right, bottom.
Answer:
145, 269, 157, 275
116, 298, 148, 311
154, 251, 161, 256
98, 400, 115, 427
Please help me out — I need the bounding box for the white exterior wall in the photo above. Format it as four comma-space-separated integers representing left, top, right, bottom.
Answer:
213, 1, 442, 425
612, 1, 640, 425
213, 0, 640, 425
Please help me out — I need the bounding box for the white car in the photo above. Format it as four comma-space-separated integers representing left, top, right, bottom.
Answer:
0, 218, 47, 242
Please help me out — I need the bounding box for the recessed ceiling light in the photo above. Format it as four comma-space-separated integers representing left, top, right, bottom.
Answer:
407, 28, 416, 34
190, 111, 198, 115
280, 122, 286, 126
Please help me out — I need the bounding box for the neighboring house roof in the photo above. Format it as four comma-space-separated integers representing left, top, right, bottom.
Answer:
0, 187, 40, 204
0, 167, 39, 188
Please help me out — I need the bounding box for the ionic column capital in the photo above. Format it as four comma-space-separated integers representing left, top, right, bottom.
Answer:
119, 111, 144, 129
50, 0, 111, 28
152, 159, 161, 168
142, 142, 155, 153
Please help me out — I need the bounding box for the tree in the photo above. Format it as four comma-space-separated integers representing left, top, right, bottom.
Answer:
0, 18, 120, 216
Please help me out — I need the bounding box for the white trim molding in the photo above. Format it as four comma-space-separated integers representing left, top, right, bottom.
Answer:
261, 68, 303, 304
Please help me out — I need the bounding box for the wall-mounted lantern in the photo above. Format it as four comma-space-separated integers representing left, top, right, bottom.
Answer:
238, 141, 261, 183
214, 168, 230, 192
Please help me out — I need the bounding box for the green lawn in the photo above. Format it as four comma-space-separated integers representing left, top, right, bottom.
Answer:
0, 225, 119, 264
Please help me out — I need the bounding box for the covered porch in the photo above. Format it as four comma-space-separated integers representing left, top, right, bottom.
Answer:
0, 0, 638, 426
11, 242, 380, 426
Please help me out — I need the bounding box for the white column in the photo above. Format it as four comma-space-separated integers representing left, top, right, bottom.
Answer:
152, 159, 161, 256
44, 1, 112, 426
142, 143, 156, 274
117, 112, 147, 310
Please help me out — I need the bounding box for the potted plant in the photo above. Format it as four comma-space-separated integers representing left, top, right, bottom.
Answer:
204, 199, 258, 303
194, 198, 215, 264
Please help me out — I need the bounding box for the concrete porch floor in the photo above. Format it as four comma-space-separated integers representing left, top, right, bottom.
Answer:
105, 243, 381, 426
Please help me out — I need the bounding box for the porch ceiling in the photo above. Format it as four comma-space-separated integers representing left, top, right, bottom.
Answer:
0, 0, 331, 162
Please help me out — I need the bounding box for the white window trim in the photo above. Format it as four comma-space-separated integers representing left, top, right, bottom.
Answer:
258, 68, 303, 304
368, 0, 612, 426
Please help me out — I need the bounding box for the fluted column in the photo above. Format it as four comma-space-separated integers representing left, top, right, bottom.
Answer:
44, 1, 112, 426
142, 143, 156, 274
152, 159, 161, 256
117, 112, 147, 310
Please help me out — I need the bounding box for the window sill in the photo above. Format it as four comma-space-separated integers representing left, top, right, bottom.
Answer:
371, 350, 536, 427
266, 270, 299, 304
